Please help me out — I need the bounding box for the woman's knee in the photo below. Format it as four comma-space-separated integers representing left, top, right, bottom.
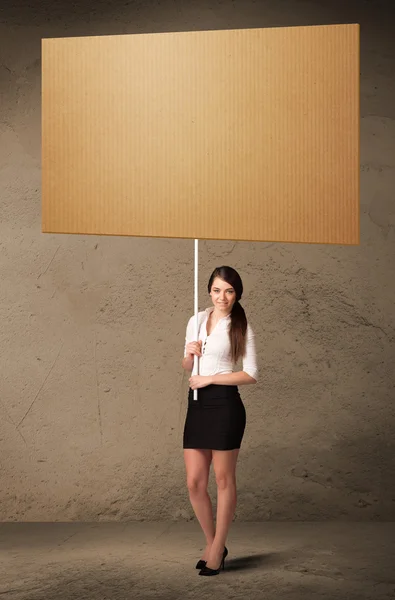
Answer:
215, 471, 236, 490
186, 476, 209, 494
212, 449, 239, 489
184, 449, 211, 493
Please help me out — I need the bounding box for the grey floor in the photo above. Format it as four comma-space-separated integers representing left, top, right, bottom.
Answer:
1, 522, 394, 599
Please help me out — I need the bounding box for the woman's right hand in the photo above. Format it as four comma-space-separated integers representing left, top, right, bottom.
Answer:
186, 340, 203, 357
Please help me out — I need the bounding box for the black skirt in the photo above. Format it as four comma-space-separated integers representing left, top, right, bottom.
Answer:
183, 384, 246, 451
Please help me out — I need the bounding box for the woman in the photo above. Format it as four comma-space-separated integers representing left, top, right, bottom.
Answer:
181, 266, 258, 576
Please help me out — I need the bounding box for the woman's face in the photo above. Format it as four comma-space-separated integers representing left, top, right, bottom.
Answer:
209, 277, 236, 313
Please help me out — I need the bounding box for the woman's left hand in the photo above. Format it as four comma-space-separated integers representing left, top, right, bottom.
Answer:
189, 375, 212, 390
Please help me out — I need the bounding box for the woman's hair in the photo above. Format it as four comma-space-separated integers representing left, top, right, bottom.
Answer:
207, 266, 247, 364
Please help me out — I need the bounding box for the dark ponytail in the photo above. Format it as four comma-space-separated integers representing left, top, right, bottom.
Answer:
207, 266, 248, 364
229, 298, 247, 363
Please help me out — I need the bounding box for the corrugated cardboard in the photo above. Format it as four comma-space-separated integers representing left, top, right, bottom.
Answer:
42, 24, 359, 244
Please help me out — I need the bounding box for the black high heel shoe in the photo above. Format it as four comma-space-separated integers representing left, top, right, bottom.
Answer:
195, 559, 206, 569
198, 546, 228, 576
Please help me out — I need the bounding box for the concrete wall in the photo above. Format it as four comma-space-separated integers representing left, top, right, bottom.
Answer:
0, 0, 394, 521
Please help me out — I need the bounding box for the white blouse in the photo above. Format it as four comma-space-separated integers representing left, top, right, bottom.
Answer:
183, 306, 258, 382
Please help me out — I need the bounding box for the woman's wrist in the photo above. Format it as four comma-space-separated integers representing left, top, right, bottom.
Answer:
182, 355, 194, 370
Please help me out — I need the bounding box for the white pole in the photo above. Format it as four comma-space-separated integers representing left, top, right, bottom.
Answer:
193, 239, 199, 401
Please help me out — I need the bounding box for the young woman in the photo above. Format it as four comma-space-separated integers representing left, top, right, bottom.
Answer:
181, 266, 258, 576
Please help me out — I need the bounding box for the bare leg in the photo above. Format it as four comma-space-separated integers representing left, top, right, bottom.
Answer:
184, 449, 215, 560
206, 448, 239, 569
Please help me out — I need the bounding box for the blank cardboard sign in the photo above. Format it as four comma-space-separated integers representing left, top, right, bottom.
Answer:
41, 24, 359, 245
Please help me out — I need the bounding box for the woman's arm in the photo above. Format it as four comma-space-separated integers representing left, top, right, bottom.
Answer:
240, 324, 258, 382
209, 371, 256, 386
182, 315, 195, 372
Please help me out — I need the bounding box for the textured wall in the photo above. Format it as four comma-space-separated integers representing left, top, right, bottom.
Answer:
0, 0, 394, 521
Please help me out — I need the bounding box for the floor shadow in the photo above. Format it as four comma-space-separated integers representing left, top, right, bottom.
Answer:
224, 551, 282, 572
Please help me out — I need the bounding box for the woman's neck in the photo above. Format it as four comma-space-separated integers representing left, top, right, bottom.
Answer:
211, 307, 231, 321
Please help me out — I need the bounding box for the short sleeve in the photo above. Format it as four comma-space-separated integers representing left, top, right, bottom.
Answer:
242, 323, 258, 382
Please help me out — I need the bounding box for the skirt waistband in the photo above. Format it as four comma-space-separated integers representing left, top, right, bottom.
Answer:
188, 384, 240, 399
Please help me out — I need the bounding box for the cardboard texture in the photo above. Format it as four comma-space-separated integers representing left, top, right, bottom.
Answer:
41, 24, 360, 244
